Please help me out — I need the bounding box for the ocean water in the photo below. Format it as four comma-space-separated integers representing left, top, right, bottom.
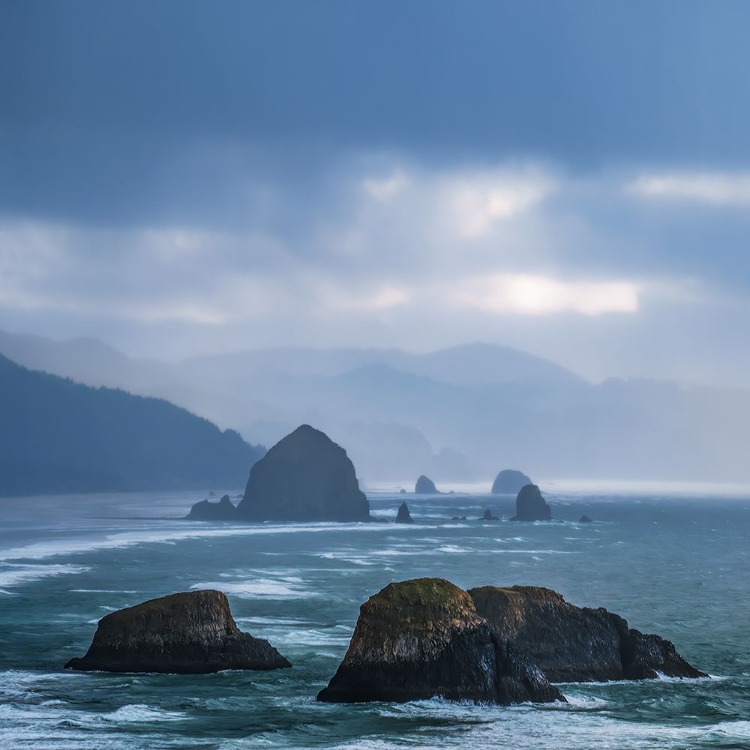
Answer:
0, 486, 749, 749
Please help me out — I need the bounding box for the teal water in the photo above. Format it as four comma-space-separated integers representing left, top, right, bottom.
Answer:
0, 488, 749, 749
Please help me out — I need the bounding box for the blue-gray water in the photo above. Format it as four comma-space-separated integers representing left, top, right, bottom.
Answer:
1, 487, 749, 749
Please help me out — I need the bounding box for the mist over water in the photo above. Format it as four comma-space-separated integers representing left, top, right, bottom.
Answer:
1, 488, 748, 749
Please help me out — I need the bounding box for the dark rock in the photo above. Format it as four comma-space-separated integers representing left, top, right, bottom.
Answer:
187, 494, 237, 520
469, 585, 705, 682
64, 590, 291, 674
579, 514, 593, 523
395, 502, 414, 524
492, 469, 532, 494
235, 425, 370, 522
510, 484, 551, 522
317, 578, 564, 705
622, 630, 706, 679
399, 488, 407, 494
415, 475, 439, 494
451, 516, 468, 521
482, 509, 499, 521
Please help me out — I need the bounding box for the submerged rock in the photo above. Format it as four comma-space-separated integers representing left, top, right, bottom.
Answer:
235, 425, 370, 522
414, 475, 439, 494
579, 514, 593, 523
64, 590, 291, 673
395, 502, 414, 524
317, 578, 563, 705
491, 470, 532, 494
187, 494, 237, 520
482, 509, 498, 521
510, 484, 551, 522
469, 585, 705, 682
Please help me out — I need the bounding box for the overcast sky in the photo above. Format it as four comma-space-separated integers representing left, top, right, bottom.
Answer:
2, 1, 750, 384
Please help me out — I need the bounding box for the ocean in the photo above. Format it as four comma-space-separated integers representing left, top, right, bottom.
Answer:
0, 484, 748, 749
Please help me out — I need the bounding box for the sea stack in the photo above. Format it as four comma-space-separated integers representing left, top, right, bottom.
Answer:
491, 470, 532, 494
187, 494, 237, 520
482, 509, 499, 521
511, 484, 551, 521
395, 502, 414, 523
64, 590, 291, 673
469, 585, 705, 682
235, 425, 370, 522
579, 514, 593, 523
317, 578, 563, 705
415, 475, 439, 494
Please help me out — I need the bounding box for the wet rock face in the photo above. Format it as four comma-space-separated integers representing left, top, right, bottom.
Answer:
187, 494, 237, 520
395, 502, 414, 523
511, 484, 552, 522
482, 509, 498, 521
236, 425, 370, 522
64, 590, 291, 673
579, 514, 593, 523
622, 630, 705, 679
317, 578, 563, 705
469, 585, 706, 682
491, 470, 532, 494
414, 475, 438, 494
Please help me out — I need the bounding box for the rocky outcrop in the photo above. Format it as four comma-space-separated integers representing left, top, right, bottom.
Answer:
579, 514, 593, 523
492, 469, 532, 494
414, 475, 439, 494
469, 585, 705, 682
482, 509, 498, 521
511, 484, 551, 521
187, 494, 237, 520
235, 425, 370, 522
64, 590, 291, 673
317, 578, 564, 705
395, 502, 414, 523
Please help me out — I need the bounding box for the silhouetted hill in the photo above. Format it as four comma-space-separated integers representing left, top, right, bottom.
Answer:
0, 355, 264, 496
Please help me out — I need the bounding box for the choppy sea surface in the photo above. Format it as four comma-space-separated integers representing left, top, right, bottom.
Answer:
1, 483, 749, 749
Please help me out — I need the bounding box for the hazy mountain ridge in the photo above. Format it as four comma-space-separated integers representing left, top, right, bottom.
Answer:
1, 329, 749, 483
0, 354, 264, 496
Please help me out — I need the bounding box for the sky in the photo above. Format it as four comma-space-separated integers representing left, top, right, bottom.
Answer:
2, 0, 750, 385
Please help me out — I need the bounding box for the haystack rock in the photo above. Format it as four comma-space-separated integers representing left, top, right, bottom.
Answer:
491, 469, 532, 494
414, 475, 439, 494
511, 484, 551, 521
187, 494, 237, 520
317, 578, 563, 705
395, 502, 414, 523
469, 585, 705, 682
235, 425, 370, 522
64, 590, 291, 673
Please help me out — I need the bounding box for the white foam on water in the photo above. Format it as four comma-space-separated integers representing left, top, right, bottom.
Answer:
0, 520, 403, 564
437, 545, 470, 554
0, 563, 90, 589
101, 704, 185, 723
190, 579, 318, 599
69, 589, 138, 594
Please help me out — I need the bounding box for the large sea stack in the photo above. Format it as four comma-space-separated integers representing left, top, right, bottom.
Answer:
414, 475, 439, 494
511, 484, 551, 521
491, 469, 532, 494
317, 578, 563, 705
64, 590, 291, 673
235, 425, 370, 522
469, 585, 705, 682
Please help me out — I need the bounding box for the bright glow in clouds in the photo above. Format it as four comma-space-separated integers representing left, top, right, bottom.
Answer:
628, 172, 750, 206
444, 169, 557, 238
362, 170, 410, 202
451, 274, 641, 316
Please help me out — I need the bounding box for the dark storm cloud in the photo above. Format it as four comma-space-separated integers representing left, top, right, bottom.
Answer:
3, 0, 750, 225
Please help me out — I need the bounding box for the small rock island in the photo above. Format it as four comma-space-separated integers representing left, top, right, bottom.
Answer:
187, 494, 237, 520
232, 424, 370, 522
317, 578, 705, 705
491, 469, 532, 494
414, 475, 439, 494
395, 502, 414, 523
511, 484, 552, 521
64, 590, 291, 673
